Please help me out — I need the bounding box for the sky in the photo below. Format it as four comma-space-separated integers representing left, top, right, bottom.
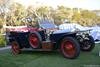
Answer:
14, 0, 100, 10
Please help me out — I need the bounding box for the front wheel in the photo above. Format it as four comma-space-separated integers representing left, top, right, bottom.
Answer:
60, 37, 80, 59
80, 36, 95, 51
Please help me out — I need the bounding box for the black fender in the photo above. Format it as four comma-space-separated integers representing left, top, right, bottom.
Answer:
29, 31, 42, 41
9, 37, 16, 42
28, 31, 42, 48
55, 33, 76, 49
9, 38, 23, 49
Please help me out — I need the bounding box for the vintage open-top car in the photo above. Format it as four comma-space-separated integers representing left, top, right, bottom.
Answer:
6, 18, 95, 59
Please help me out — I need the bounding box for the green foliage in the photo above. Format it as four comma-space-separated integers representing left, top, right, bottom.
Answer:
0, 34, 6, 47
81, 10, 97, 19
0, 2, 100, 26
72, 12, 81, 21
56, 6, 71, 20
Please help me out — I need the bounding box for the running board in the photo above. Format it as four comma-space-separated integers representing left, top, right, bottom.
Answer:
42, 41, 54, 49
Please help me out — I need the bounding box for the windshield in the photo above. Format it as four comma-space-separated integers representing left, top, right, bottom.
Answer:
38, 19, 57, 29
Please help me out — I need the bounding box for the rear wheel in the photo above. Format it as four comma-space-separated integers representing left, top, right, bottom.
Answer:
80, 36, 95, 51
11, 41, 21, 55
29, 33, 40, 48
60, 37, 80, 59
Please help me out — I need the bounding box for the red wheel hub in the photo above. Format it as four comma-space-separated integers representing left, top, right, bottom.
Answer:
29, 34, 39, 48
61, 40, 76, 57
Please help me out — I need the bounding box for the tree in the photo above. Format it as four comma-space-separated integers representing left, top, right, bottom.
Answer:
0, 0, 12, 25
8, 2, 26, 26
56, 6, 71, 21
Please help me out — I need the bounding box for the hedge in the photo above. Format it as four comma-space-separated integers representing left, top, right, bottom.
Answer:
0, 34, 6, 47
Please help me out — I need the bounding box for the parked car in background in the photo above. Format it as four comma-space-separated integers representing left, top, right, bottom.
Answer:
90, 26, 100, 41
59, 23, 100, 41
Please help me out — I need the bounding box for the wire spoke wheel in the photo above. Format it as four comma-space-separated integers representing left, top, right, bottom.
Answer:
81, 36, 95, 51
82, 40, 91, 49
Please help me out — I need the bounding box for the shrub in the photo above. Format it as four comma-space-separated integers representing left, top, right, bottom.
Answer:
0, 34, 6, 47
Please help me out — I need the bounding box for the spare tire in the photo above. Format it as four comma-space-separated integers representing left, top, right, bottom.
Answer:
28, 32, 42, 48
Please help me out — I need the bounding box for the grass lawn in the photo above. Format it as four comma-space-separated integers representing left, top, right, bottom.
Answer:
0, 44, 100, 67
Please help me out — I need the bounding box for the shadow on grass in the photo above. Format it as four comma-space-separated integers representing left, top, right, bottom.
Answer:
20, 50, 61, 56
